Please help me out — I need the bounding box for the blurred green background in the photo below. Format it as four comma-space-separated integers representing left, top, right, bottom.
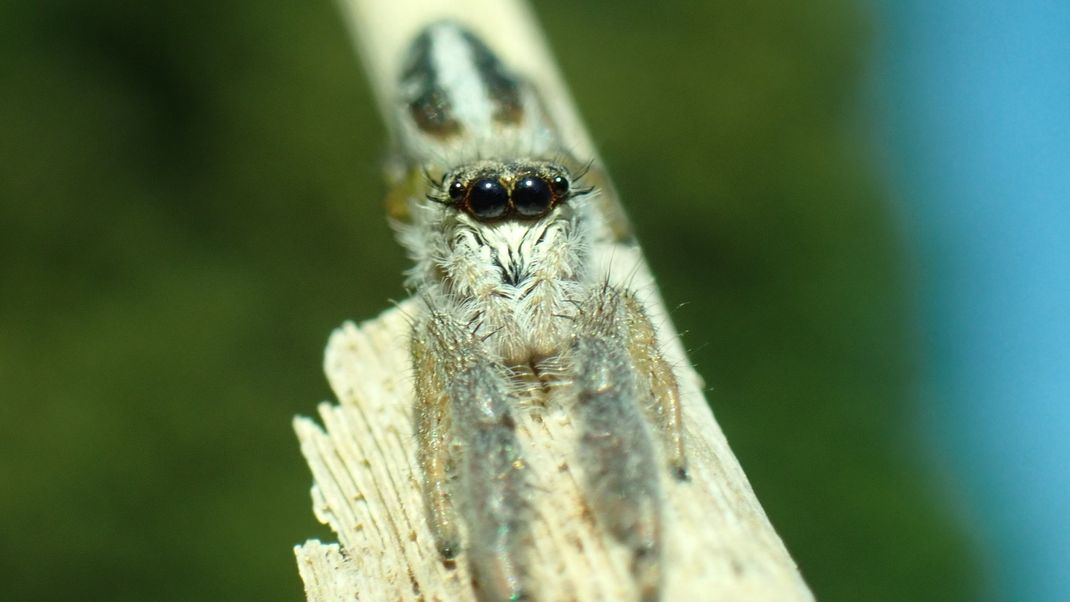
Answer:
0, 1, 984, 600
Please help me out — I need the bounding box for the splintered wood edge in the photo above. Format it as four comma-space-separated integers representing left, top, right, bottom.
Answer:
295, 0, 812, 599
294, 249, 812, 602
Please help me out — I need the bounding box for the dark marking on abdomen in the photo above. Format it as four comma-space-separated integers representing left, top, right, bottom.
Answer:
399, 22, 526, 138
400, 28, 462, 137
455, 28, 523, 125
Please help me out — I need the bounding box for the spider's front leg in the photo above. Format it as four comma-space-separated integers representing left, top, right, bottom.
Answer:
570, 284, 689, 601
412, 307, 532, 601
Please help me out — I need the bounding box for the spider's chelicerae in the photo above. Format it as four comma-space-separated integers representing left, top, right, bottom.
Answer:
385, 21, 688, 601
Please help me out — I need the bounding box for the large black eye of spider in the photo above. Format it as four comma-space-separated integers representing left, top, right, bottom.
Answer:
512, 175, 553, 217
468, 178, 509, 219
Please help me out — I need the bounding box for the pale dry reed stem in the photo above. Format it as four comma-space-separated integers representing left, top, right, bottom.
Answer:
294, 1, 814, 600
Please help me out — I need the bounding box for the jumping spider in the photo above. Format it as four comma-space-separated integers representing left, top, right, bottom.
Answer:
386, 22, 689, 601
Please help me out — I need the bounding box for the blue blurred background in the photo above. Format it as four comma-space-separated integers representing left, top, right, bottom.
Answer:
1, 0, 1065, 600
873, 1, 1070, 600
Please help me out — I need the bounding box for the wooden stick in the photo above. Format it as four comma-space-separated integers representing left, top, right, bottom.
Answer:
294, 1, 814, 600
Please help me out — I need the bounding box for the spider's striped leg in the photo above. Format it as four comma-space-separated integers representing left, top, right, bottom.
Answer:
620, 293, 689, 480
412, 333, 461, 559
413, 309, 531, 601
571, 286, 666, 601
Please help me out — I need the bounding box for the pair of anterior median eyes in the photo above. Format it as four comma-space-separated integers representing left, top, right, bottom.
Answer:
443, 172, 572, 221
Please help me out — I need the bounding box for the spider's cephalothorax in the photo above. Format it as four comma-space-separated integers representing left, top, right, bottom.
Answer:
390, 21, 689, 602
403, 157, 593, 363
